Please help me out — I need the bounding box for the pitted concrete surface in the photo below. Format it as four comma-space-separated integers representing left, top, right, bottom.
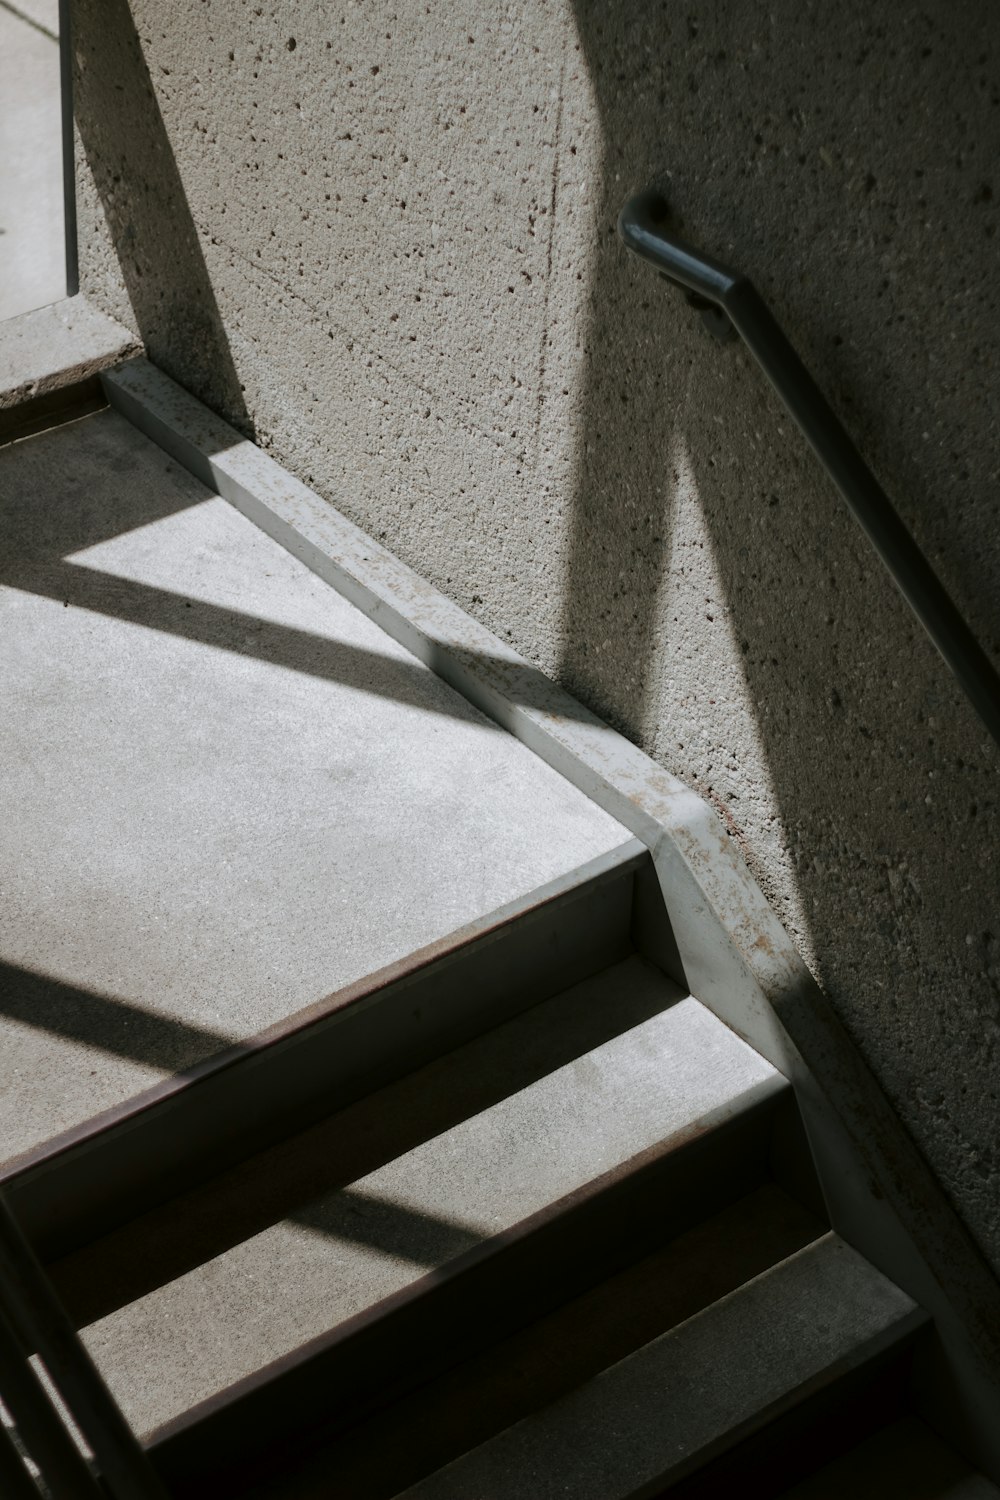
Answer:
73, 1, 1000, 1273
0, 408, 627, 1164
82, 976, 778, 1437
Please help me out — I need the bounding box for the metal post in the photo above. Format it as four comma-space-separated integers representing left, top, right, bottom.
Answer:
58, 0, 79, 296
0, 1304, 102, 1499
0, 1416, 55, 1500
0, 1196, 168, 1500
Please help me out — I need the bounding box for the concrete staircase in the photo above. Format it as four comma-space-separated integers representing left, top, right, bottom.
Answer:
0, 383, 996, 1497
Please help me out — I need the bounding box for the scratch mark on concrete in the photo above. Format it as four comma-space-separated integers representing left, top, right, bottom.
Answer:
193, 217, 535, 472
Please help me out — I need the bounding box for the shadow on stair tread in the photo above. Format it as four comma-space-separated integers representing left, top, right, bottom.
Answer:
322, 1234, 924, 1500
773, 1415, 1000, 1500
128, 1018, 787, 1473
3, 828, 825, 1500
165, 1184, 828, 1500
5, 839, 650, 1267
0, 361, 996, 1500
50, 952, 688, 1327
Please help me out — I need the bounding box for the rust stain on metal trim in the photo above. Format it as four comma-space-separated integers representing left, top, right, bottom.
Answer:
0, 844, 646, 1190
144, 1079, 786, 1452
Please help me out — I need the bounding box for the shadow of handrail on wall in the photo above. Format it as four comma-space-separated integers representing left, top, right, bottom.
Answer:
562, 0, 1000, 1279
72, 0, 252, 434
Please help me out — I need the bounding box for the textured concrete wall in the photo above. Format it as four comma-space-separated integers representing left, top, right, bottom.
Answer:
73, 0, 1000, 1272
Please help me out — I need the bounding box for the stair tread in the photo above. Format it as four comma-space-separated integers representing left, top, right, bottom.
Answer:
776, 1416, 1000, 1499
79, 960, 778, 1437
392, 1234, 923, 1500
243, 1185, 825, 1500
0, 407, 627, 1165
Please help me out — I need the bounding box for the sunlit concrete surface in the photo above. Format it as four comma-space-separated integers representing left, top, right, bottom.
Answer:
0, 0, 65, 320
84, 981, 776, 1437
70, 0, 1000, 1278
0, 408, 627, 1163
4, 0, 58, 29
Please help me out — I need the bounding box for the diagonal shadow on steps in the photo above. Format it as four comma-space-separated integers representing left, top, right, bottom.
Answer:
0, 960, 231, 1074
1, 955, 679, 1322
2, 558, 485, 722
0, 960, 483, 1280
2, 550, 607, 726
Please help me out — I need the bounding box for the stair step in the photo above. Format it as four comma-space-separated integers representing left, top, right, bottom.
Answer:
145, 1092, 801, 1494
0, 398, 954, 1500
0, 405, 629, 1175
5, 837, 648, 1265
775, 1416, 1000, 1499
383, 1234, 924, 1500
48, 947, 693, 1327
69, 964, 781, 1451
220, 1184, 826, 1500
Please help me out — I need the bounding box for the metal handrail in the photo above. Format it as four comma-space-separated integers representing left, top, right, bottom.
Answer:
618, 187, 1000, 749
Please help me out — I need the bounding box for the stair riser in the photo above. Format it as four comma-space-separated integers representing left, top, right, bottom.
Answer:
384, 1235, 925, 1500
4, 845, 645, 1263
638, 1337, 920, 1500
145, 1084, 792, 1493
0, 375, 109, 447
278, 1188, 826, 1500
51, 955, 694, 1328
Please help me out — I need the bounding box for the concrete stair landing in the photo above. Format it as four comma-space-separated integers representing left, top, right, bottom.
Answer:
0, 407, 627, 1163
0, 400, 995, 1499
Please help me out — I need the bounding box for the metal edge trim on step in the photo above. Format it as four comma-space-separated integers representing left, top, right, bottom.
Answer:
98, 357, 1000, 1476
142, 1074, 792, 1488
393, 1240, 928, 1500
2, 838, 647, 1259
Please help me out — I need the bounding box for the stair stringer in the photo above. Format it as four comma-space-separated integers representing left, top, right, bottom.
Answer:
101, 355, 1000, 1482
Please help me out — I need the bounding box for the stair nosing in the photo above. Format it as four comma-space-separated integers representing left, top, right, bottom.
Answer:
139, 1067, 789, 1469
390, 1233, 926, 1500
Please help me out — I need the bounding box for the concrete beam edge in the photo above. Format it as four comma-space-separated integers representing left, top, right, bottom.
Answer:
100, 357, 1000, 1471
